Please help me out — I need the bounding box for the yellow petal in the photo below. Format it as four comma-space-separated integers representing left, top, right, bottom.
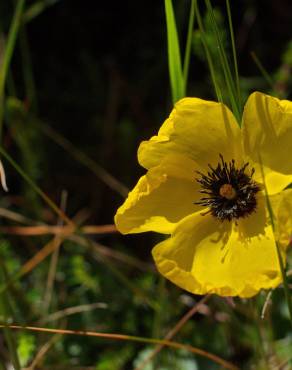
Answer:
243, 92, 292, 180
152, 197, 283, 297
273, 189, 292, 249
138, 97, 242, 170
248, 160, 292, 195
114, 154, 201, 234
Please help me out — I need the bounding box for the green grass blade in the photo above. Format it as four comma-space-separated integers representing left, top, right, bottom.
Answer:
19, 27, 38, 113
183, 0, 196, 89
0, 0, 26, 139
226, 0, 241, 107
23, 0, 59, 24
164, 0, 185, 103
194, 1, 222, 102
204, 0, 241, 122
250, 51, 274, 89
40, 121, 129, 197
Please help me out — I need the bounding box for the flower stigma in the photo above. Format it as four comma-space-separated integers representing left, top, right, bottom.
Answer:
195, 155, 260, 221
219, 183, 237, 200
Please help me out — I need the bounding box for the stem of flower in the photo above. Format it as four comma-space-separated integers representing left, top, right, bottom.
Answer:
275, 240, 292, 326
258, 154, 292, 328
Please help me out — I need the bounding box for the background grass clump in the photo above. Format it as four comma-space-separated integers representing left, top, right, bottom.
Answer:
0, 1, 292, 369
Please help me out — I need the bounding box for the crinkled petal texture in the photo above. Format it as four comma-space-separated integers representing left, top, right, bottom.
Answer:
274, 189, 292, 249
115, 98, 242, 235
152, 190, 292, 298
115, 92, 292, 297
138, 97, 242, 170
115, 154, 202, 234
243, 92, 292, 193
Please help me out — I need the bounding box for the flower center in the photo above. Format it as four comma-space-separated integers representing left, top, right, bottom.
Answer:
219, 184, 237, 200
195, 155, 260, 221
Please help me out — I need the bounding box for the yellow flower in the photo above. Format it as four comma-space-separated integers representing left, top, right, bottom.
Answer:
115, 92, 292, 298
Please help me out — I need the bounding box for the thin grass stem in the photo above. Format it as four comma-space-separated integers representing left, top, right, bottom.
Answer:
26, 334, 60, 370
42, 190, 67, 316
204, 0, 240, 122
134, 295, 211, 370
85, 237, 160, 311
40, 122, 128, 197
23, 0, 58, 24
0, 0, 26, 139
183, 0, 195, 88
0, 324, 239, 370
258, 154, 292, 328
0, 237, 63, 298
0, 145, 73, 226
0, 263, 21, 370
250, 51, 274, 89
151, 276, 165, 369
194, 1, 222, 102
226, 0, 241, 108
19, 25, 38, 112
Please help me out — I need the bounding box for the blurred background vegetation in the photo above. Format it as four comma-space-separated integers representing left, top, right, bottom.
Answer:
0, 0, 292, 369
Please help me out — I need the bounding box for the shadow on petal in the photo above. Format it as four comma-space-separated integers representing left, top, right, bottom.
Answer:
237, 194, 267, 242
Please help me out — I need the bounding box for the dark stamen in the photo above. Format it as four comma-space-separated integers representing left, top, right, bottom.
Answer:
195, 155, 260, 221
